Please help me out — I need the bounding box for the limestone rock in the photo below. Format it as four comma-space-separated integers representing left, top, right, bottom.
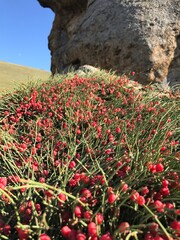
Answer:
76, 65, 99, 74
37, 0, 180, 86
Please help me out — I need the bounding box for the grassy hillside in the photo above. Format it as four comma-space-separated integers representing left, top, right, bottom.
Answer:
0, 61, 50, 94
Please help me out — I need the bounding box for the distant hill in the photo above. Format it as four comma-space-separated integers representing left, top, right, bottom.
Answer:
0, 61, 51, 94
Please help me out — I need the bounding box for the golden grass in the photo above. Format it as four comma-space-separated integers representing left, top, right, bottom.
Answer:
0, 61, 51, 95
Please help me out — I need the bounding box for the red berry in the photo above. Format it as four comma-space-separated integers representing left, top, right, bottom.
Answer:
95, 212, 104, 225
39, 177, 46, 183
175, 209, 180, 215
170, 220, 180, 232
108, 193, 117, 204
74, 205, 83, 218
58, 193, 67, 207
107, 187, 113, 194
148, 222, 159, 235
162, 179, 169, 187
105, 149, 112, 154
76, 232, 86, 240
3, 224, 11, 236
120, 183, 128, 192
40, 233, 51, 240
160, 146, 167, 152
35, 203, 41, 212
61, 226, 71, 238
100, 232, 113, 240
153, 236, 164, 240
80, 188, 92, 198
149, 164, 157, 173
154, 200, 165, 212
16, 227, 29, 240
116, 127, 121, 133
106, 129, 111, 135
160, 187, 170, 196
144, 232, 154, 240
67, 229, 77, 239
141, 186, 149, 196
0, 177, 7, 190
155, 163, 164, 172
88, 222, 97, 236
20, 143, 27, 149
36, 136, 42, 142
166, 131, 173, 137
137, 195, 145, 206
76, 129, 81, 135
151, 129, 157, 134
74, 173, 81, 181
7, 175, 20, 183
69, 161, 76, 169
118, 222, 130, 233
130, 190, 139, 202
83, 211, 92, 221
90, 236, 98, 240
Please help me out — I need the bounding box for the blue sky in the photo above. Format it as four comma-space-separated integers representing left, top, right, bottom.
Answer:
0, 0, 54, 71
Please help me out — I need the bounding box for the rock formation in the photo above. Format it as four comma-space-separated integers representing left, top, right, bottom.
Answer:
38, 0, 180, 86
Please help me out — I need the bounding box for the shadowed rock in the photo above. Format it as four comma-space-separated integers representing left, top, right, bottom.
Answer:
38, 0, 180, 86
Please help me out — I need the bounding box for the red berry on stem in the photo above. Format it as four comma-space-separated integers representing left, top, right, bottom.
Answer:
76, 232, 86, 240
74, 205, 83, 218
100, 232, 113, 240
40, 233, 51, 240
141, 186, 149, 196
120, 182, 128, 192
153, 235, 164, 240
170, 220, 180, 234
84, 211, 92, 221
137, 195, 145, 206
0, 177, 7, 190
16, 227, 29, 240
108, 193, 117, 204
130, 190, 139, 202
3, 224, 11, 236
88, 222, 97, 236
160, 187, 170, 196
155, 163, 164, 172
61, 226, 71, 238
154, 200, 165, 212
116, 127, 121, 133
144, 232, 154, 240
67, 229, 77, 239
118, 222, 130, 233
162, 179, 169, 187
58, 193, 66, 202
96, 212, 104, 225
148, 222, 159, 235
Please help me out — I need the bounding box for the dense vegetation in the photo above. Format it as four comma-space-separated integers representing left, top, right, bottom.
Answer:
0, 71, 179, 239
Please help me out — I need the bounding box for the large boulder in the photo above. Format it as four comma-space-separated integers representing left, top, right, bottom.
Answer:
38, 0, 180, 86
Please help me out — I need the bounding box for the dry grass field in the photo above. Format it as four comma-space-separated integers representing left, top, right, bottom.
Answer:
0, 61, 51, 94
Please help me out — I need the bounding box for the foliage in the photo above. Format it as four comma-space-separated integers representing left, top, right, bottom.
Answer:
0, 71, 179, 239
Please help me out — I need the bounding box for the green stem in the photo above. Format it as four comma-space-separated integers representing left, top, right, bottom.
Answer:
19, 179, 89, 209
0, 188, 14, 204
143, 204, 172, 240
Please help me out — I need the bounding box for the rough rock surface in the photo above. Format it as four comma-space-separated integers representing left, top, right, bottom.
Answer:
38, 0, 180, 86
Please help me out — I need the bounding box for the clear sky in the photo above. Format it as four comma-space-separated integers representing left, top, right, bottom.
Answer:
0, 0, 54, 71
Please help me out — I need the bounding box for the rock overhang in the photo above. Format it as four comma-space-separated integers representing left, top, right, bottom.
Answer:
38, 0, 180, 87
